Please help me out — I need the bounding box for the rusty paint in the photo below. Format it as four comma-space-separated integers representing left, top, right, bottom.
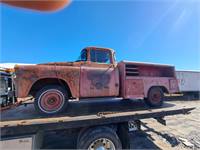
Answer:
87, 70, 111, 90
14, 47, 179, 103
118, 61, 179, 99
14, 64, 80, 98
125, 79, 144, 99
80, 65, 119, 98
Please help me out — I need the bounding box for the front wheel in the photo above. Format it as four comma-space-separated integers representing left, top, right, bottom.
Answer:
145, 87, 164, 107
34, 85, 68, 115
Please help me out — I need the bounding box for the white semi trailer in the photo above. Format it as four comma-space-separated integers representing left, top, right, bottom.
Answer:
176, 70, 200, 98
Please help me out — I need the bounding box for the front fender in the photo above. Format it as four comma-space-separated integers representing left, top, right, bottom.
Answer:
14, 65, 80, 98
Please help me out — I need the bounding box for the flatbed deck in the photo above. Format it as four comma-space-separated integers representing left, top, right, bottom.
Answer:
1, 99, 194, 138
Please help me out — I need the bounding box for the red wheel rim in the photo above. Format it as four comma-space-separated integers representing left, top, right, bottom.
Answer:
150, 91, 161, 103
39, 89, 64, 113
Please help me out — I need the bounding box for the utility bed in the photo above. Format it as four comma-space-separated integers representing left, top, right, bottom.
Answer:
1, 99, 194, 138
117, 61, 178, 99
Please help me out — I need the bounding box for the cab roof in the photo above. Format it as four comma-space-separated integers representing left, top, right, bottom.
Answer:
84, 46, 115, 52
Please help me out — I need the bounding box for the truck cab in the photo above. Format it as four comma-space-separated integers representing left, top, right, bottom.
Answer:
76, 47, 119, 98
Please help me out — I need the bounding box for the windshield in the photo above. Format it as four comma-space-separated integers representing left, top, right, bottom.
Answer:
76, 49, 87, 62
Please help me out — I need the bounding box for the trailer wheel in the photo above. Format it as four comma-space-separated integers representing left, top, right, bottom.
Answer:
77, 126, 122, 150
34, 85, 68, 115
145, 87, 164, 107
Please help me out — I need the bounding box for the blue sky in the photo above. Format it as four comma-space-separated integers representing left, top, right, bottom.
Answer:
1, 0, 200, 70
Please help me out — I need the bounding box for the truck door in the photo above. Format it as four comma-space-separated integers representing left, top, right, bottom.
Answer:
80, 49, 119, 98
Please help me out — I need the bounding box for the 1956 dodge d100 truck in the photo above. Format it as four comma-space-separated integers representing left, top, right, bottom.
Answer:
13, 47, 179, 114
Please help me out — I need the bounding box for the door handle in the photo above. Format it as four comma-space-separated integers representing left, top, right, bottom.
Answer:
115, 83, 119, 87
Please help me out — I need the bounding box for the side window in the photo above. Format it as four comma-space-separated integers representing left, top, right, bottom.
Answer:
81, 49, 87, 61
90, 50, 111, 64
77, 49, 87, 61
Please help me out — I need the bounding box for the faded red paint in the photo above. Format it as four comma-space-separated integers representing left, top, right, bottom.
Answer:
14, 47, 179, 102
14, 64, 80, 98
80, 66, 119, 97
117, 61, 179, 99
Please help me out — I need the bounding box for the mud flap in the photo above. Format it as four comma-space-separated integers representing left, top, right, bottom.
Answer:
117, 122, 130, 149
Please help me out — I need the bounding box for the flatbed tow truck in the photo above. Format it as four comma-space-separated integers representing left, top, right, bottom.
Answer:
0, 99, 194, 149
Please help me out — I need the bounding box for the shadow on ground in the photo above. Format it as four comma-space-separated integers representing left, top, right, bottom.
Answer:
142, 122, 179, 147
130, 131, 161, 149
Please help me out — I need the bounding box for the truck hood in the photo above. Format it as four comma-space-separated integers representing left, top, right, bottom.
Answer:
39, 62, 74, 66
14, 61, 80, 74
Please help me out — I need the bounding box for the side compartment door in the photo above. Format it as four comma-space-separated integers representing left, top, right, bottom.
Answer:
125, 79, 144, 99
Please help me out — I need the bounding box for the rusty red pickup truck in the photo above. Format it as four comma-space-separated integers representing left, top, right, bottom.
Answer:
14, 47, 179, 114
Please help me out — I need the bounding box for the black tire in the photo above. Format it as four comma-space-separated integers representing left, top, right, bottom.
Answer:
77, 126, 122, 150
145, 87, 164, 107
34, 85, 68, 115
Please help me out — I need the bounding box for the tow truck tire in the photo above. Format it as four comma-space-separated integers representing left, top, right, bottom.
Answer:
145, 87, 164, 107
34, 85, 68, 115
77, 126, 122, 150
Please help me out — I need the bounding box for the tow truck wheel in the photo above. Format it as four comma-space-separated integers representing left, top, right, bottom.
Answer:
77, 126, 122, 150
34, 85, 68, 115
145, 87, 164, 107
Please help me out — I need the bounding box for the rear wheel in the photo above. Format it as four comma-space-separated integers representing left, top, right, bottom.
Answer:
145, 87, 164, 107
34, 85, 68, 115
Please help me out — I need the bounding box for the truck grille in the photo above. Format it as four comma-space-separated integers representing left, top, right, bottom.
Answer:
125, 64, 139, 76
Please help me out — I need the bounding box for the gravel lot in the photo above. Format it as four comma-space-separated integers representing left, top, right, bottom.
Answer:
132, 99, 200, 150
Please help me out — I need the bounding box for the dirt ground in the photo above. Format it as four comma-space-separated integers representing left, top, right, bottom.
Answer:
131, 99, 200, 150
